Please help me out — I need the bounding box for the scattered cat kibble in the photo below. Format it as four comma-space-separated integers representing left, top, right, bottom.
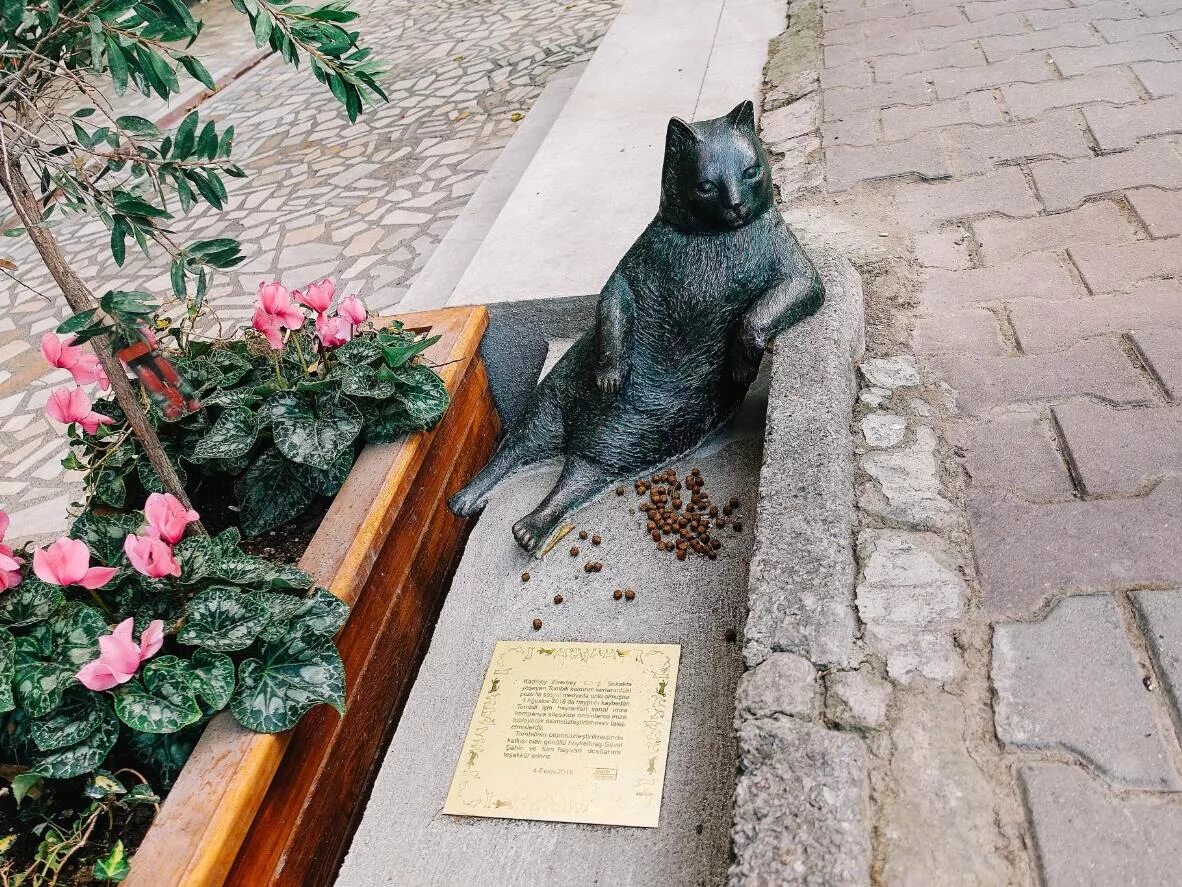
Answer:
521, 572, 530, 583
553, 594, 563, 605
532, 618, 542, 630
612, 589, 623, 600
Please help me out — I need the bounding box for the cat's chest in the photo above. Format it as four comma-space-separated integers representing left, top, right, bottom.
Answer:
628, 219, 779, 324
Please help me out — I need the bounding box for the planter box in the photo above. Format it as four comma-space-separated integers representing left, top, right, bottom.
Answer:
124, 305, 498, 887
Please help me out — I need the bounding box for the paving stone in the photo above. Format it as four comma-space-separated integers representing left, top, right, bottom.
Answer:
963, 0, 1069, 19
1127, 186, 1182, 237
993, 593, 1179, 789
1130, 327, 1182, 399
1000, 68, 1144, 118
860, 425, 957, 530
860, 412, 907, 448
823, 76, 933, 120
973, 201, 1139, 264
1097, 8, 1182, 40
1025, 0, 1140, 28
945, 110, 1092, 175
931, 339, 1152, 415
914, 225, 974, 270
1083, 94, 1182, 150
913, 307, 1007, 355
1054, 399, 1182, 494
826, 131, 952, 191
824, 33, 922, 68
1031, 140, 1182, 212
823, 665, 891, 730
895, 166, 1040, 229
911, 15, 1027, 52
1021, 763, 1182, 887
872, 43, 985, 82
1009, 282, 1182, 352
763, 98, 820, 152
736, 653, 820, 721
1132, 59, 1182, 97
858, 6, 966, 40
880, 684, 1015, 886
859, 355, 921, 388
1070, 236, 1182, 292
824, 110, 879, 148
932, 53, 1056, 100
919, 252, 1085, 311
981, 21, 1101, 61
821, 61, 873, 90
946, 412, 1074, 498
1059, 34, 1182, 77
730, 717, 871, 886
880, 93, 1003, 142
969, 479, 1182, 614
855, 529, 967, 683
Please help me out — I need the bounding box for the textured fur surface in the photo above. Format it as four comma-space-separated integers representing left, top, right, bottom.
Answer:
449, 100, 823, 554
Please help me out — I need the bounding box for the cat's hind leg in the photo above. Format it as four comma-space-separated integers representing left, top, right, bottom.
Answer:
512, 455, 615, 556
448, 387, 566, 517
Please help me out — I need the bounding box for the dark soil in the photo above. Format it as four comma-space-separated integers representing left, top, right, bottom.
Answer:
187, 475, 330, 565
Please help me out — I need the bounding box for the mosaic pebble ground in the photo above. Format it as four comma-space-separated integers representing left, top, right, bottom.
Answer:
0, 0, 620, 542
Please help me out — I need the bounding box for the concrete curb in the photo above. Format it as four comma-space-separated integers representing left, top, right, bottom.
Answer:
729, 252, 870, 887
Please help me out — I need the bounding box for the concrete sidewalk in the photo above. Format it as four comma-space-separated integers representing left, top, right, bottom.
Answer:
810, 0, 1182, 881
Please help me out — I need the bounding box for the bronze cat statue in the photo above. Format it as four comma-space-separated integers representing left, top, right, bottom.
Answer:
448, 100, 823, 555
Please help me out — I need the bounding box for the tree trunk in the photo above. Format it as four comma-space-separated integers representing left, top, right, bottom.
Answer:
0, 151, 206, 533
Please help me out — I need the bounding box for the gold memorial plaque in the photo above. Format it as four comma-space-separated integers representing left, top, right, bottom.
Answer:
443, 640, 681, 828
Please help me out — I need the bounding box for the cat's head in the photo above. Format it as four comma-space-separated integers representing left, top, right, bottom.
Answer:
658, 100, 773, 234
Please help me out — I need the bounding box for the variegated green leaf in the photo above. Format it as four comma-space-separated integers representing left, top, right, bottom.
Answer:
0, 627, 13, 713
392, 363, 449, 428
295, 446, 353, 497
29, 687, 105, 752
231, 632, 345, 733
208, 349, 254, 387
188, 650, 235, 710
29, 702, 118, 779
113, 656, 202, 734
235, 449, 315, 536
251, 593, 306, 643
48, 603, 107, 667
13, 637, 72, 719
191, 406, 258, 461
266, 390, 362, 469
0, 579, 63, 628
178, 586, 268, 652
333, 337, 382, 366
127, 727, 196, 788
334, 364, 398, 399
70, 510, 142, 565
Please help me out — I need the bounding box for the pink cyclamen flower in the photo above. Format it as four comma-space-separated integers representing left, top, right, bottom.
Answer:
45, 387, 114, 436
315, 313, 353, 348
252, 281, 305, 351
33, 537, 117, 589
40, 333, 109, 390
338, 295, 367, 326
143, 493, 199, 545
0, 511, 21, 592
294, 278, 335, 315
76, 618, 164, 691
123, 533, 181, 579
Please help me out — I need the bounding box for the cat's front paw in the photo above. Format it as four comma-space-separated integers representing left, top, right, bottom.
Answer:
596, 364, 625, 395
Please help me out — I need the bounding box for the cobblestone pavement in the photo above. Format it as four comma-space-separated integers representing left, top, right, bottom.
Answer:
0, 0, 619, 541
814, 0, 1182, 881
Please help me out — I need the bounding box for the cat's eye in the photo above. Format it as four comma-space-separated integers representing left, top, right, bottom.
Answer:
696, 181, 717, 195
744, 165, 762, 180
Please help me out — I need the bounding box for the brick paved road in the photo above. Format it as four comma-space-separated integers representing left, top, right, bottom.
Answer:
821, 0, 1182, 881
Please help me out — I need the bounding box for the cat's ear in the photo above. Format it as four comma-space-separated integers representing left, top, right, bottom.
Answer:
726, 100, 756, 133
665, 116, 698, 158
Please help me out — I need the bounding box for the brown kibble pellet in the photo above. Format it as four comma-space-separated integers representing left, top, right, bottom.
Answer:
584, 562, 594, 573
709, 505, 719, 517
571, 545, 580, 557
657, 540, 667, 551
616, 486, 626, 496
676, 549, 687, 560
651, 530, 661, 542
613, 589, 623, 600
691, 467, 700, 476
579, 530, 589, 540
553, 594, 563, 605
730, 497, 740, 508
532, 618, 543, 630
624, 589, 636, 601
725, 627, 737, 642
722, 505, 733, 516
708, 551, 717, 560
734, 522, 744, 532
521, 572, 531, 582
592, 534, 602, 545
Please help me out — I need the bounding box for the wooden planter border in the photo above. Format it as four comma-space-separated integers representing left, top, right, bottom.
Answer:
125, 305, 495, 887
